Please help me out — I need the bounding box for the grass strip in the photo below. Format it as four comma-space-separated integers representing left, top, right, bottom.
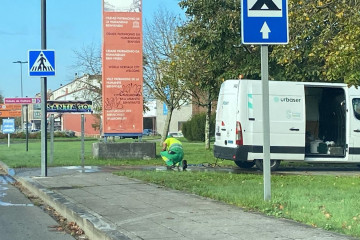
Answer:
115, 170, 360, 238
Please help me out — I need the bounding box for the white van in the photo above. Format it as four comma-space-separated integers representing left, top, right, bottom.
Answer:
213, 79, 360, 170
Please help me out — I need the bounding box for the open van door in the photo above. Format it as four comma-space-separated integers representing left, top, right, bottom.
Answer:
269, 83, 305, 160
249, 82, 305, 161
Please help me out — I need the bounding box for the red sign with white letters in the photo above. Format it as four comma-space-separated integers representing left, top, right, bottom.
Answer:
102, 0, 143, 135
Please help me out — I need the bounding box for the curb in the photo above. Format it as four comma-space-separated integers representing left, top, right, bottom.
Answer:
0, 161, 15, 176
18, 177, 132, 240
0, 161, 132, 240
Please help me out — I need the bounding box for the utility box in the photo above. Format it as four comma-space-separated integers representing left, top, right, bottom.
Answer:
93, 142, 156, 160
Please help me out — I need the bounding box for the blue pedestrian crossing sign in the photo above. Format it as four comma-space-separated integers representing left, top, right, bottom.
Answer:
28, 50, 56, 77
241, 0, 288, 44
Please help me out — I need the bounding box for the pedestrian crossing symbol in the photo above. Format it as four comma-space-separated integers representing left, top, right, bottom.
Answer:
28, 50, 56, 77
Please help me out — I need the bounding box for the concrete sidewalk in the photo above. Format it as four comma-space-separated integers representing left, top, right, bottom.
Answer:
2, 165, 357, 240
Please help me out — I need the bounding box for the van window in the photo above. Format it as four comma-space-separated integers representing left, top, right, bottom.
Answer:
352, 98, 360, 120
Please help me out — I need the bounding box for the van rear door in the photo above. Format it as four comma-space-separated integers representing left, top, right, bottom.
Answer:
214, 80, 240, 150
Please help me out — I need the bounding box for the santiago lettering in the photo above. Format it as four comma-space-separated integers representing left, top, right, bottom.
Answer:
47, 102, 92, 113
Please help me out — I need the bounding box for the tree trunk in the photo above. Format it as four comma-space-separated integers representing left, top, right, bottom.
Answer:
160, 106, 174, 145
204, 94, 212, 150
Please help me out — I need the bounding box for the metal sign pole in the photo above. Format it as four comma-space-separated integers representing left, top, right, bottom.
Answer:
50, 114, 54, 164
21, 106, 24, 133
7, 118, 10, 148
261, 45, 271, 201
45, 101, 92, 172
26, 104, 29, 151
241, 0, 288, 201
40, 0, 48, 177
81, 114, 85, 172
20, 63, 23, 132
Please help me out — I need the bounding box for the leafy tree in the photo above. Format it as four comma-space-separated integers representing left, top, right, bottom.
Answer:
272, 1, 360, 85
172, 0, 360, 152
143, 8, 189, 144
174, 44, 218, 148
178, 0, 259, 148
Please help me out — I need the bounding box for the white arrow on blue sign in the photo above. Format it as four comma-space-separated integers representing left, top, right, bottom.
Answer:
28, 50, 56, 77
241, 0, 289, 44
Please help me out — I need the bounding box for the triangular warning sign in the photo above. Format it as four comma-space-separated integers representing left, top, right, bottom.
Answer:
30, 51, 54, 72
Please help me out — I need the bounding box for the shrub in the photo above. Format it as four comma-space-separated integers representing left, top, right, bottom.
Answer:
54, 131, 67, 137
29, 132, 41, 139
182, 122, 191, 141
191, 113, 206, 141
182, 113, 216, 142
13, 132, 26, 139
65, 130, 75, 137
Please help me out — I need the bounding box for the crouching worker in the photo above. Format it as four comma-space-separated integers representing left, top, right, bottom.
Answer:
160, 135, 187, 170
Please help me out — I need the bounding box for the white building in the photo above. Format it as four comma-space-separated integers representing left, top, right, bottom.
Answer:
155, 100, 192, 136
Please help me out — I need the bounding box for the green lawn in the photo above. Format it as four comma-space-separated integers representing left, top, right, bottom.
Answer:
0, 137, 226, 168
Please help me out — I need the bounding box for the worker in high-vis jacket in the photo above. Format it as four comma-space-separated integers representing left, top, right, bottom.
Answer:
160, 135, 187, 170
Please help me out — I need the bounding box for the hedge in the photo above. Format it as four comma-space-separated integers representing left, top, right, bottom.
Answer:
182, 113, 215, 142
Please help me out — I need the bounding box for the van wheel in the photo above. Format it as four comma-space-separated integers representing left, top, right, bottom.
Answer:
234, 161, 255, 169
255, 159, 281, 171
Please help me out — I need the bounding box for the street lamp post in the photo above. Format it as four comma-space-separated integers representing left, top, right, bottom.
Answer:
12, 61, 27, 98
13, 60, 28, 145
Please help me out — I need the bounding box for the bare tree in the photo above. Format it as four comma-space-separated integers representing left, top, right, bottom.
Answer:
71, 42, 102, 111
72, 42, 102, 76
144, 8, 188, 144
71, 43, 103, 133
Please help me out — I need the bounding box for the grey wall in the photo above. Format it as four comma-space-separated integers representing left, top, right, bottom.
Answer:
93, 142, 156, 159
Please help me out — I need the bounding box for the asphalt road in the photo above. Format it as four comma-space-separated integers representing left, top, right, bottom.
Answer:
0, 174, 75, 240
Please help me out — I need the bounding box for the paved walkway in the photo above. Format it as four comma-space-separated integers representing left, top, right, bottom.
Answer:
1, 164, 358, 240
